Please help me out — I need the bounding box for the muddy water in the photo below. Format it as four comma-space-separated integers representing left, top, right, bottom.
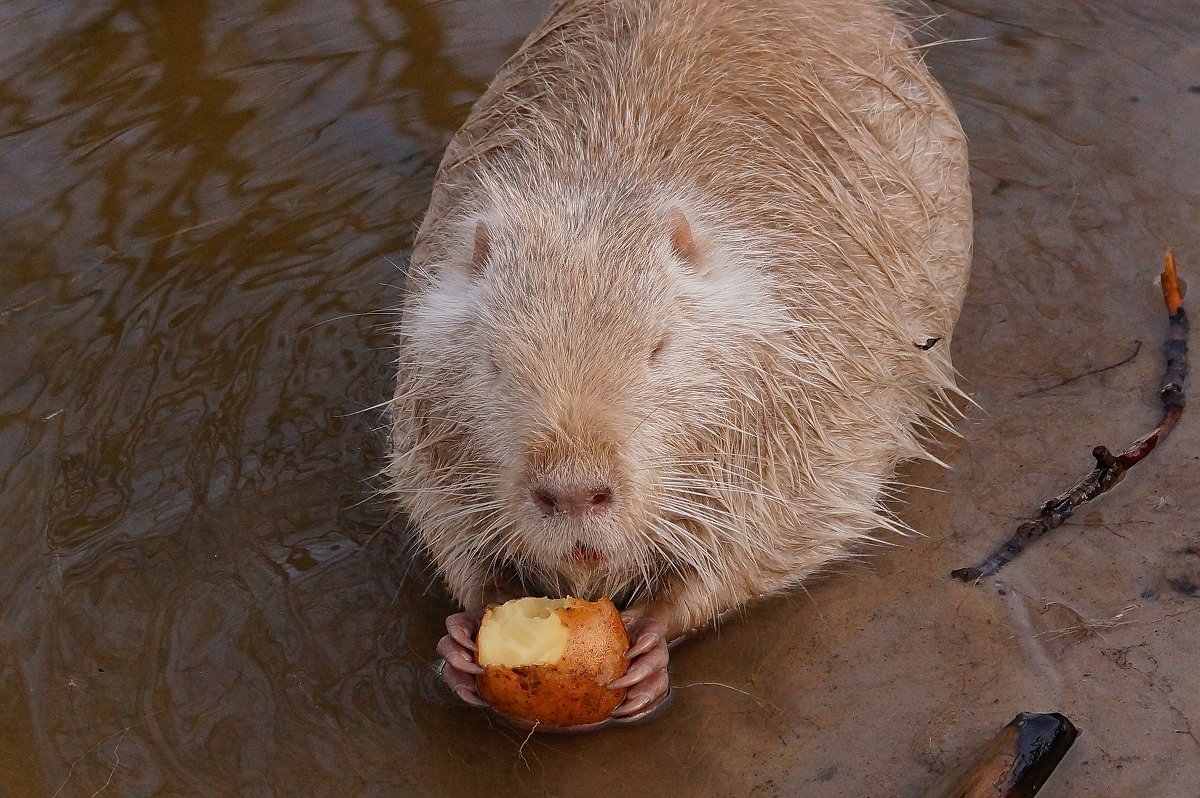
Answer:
0, 1, 1197, 796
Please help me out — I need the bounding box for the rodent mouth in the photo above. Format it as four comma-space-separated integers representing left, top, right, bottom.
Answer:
570, 543, 604, 563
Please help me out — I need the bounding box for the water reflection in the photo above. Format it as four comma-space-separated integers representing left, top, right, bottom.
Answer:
0, 1, 548, 793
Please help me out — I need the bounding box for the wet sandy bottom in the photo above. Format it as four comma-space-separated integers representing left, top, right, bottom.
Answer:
0, 1, 1197, 795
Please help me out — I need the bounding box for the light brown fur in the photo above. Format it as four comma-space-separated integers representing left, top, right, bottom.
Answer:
388, 0, 972, 639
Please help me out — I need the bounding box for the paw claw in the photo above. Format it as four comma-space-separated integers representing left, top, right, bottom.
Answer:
435, 635, 483, 673
609, 643, 669, 689
454, 685, 488, 708
611, 670, 670, 718
448, 625, 477, 652
450, 651, 484, 675
622, 618, 667, 659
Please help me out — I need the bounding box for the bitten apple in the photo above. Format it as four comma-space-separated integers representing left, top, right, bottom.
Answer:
475, 596, 630, 726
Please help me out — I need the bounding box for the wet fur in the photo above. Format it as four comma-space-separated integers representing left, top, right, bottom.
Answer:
388, 0, 972, 637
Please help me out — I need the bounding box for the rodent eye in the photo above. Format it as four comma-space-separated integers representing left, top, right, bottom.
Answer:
649, 333, 670, 362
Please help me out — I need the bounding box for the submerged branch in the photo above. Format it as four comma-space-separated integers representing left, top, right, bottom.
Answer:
953, 251, 1188, 583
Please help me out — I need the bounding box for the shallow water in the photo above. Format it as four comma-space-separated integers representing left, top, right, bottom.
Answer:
1, 1, 1197, 795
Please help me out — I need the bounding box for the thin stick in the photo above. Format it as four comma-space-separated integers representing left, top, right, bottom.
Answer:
952, 251, 1188, 582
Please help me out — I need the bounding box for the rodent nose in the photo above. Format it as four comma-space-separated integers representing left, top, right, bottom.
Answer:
530, 485, 615, 517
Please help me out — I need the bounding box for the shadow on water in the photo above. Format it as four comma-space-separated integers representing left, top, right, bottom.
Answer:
1, 1, 1199, 796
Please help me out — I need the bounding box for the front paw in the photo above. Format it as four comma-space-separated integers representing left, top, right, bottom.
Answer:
434, 609, 488, 708
607, 614, 672, 721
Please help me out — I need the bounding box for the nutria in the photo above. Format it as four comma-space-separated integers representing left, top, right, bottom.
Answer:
388, 0, 972, 728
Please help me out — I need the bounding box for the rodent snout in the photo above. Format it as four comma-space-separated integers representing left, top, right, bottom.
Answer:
529, 482, 616, 518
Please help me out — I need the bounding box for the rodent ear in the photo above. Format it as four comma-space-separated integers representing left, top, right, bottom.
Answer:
470, 219, 492, 274
666, 207, 700, 269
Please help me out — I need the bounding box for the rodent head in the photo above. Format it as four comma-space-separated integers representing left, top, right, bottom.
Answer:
401, 187, 788, 603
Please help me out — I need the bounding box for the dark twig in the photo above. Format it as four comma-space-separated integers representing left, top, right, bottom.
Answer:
953, 251, 1188, 583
